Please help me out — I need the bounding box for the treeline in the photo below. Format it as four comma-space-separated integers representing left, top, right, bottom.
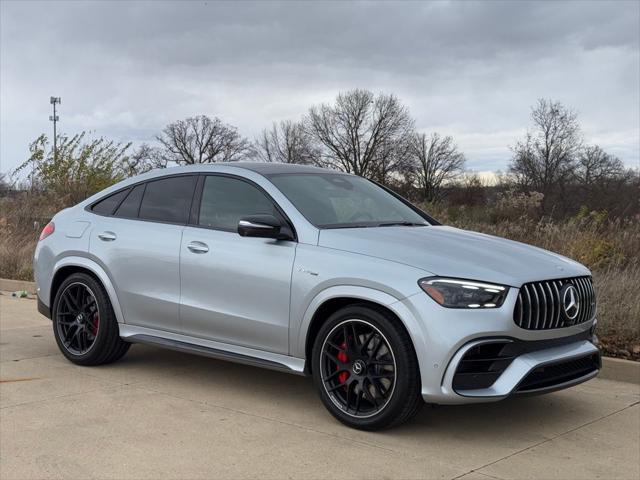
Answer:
7, 90, 639, 218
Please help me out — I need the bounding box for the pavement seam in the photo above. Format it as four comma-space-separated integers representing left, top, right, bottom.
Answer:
0, 384, 121, 410
127, 382, 398, 454
475, 472, 505, 480
450, 400, 640, 480
0, 353, 59, 364
0, 325, 50, 331
459, 472, 504, 480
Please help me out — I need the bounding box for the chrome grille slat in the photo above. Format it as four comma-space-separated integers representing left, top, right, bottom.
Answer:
553, 281, 562, 328
582, 278, 590, 323
573, 278, 583, 324
538, 283, 548, 329
514, 276, 596, 330
531, 285, 540, 329
587, 278, 596, 320
544, 282, 554, 330
524, 286, 532, 329
577, 278, 588, 324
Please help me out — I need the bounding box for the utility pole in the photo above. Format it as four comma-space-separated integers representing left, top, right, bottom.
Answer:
49, 97, 61, 162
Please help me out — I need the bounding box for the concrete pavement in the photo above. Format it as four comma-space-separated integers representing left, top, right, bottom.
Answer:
1, 293, 638, 480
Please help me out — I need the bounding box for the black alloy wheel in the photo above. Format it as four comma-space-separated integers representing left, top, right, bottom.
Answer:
312, 305, 423, 430
52, 272, 130, 366
55, 282, 100, 355
320, 319, 396, 418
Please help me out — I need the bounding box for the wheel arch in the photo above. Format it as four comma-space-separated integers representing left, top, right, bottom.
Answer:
297, 286, 426, 375
51, 257, 125, 324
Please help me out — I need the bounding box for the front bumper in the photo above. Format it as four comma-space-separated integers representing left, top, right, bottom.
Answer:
438, 334, 600, 402
394, 289, 599, 405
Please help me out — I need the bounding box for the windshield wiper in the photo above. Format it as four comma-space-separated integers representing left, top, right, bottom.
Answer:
376, 221, 428, 227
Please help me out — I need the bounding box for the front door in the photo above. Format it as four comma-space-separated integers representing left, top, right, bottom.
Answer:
179, 174, 296, 354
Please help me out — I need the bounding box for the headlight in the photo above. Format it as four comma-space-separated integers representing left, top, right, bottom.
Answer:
418, 277, 509, 309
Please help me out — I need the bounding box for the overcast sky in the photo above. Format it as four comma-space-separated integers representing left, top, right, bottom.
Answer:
1, 0, 639, 175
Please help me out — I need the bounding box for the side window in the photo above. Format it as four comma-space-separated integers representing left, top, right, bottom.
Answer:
91, 189, 129, 215
114, 184, 145, 219
199, 176, 278, 231
139, 176, 197, 224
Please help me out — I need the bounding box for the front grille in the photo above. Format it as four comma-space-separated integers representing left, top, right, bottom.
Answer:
516, 353, 601, 393
514, 276, 596, 330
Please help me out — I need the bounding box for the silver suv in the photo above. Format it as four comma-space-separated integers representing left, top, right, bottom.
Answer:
34, 163, 600, 430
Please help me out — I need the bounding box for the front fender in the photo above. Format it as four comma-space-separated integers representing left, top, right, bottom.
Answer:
52, 256, 125, 324
291, 285, 428, 365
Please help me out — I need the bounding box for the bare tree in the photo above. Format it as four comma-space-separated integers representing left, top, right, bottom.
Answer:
119, 143, 166, 177
156, 115, 251, 165
305, 89, 414, 183
409, 132, 465, 202
575, 145, 625, 186
254, 120, 319, 164
509, 99, 582, 207
369, 135, 414, 186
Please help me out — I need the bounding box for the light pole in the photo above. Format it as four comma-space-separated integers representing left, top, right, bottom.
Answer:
49, 97, 61, 162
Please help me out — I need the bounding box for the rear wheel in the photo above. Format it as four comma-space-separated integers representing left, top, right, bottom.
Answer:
311, 305, 423, 430
52, 273, 130, 366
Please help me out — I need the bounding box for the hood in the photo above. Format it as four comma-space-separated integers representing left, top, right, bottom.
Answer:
318, 225, 590, 287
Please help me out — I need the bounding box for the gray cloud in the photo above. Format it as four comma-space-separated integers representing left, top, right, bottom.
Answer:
1, 0, 638, 174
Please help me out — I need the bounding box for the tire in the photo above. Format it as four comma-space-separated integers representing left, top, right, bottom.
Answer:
52, 272, 130, 366
311, 304, 423, 430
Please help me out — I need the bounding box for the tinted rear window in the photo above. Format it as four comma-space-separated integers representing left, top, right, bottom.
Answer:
91, 189, 129, 215
138, 176, 196, 224
114, 184, 145, 218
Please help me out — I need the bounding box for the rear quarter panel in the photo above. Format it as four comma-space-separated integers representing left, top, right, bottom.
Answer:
34, 208, 93, 307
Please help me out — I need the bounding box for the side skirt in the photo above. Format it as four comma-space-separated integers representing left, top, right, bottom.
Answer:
119, 324, 306, 375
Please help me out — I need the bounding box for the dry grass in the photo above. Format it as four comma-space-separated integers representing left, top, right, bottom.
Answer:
589, 266, 640, 359
0, 192, 54, 282
0, 232, 37, 281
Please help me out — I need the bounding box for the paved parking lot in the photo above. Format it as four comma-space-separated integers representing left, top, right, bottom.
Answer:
1, 293, 638, 480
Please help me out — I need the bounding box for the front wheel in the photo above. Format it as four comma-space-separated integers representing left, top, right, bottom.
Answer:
52, 273, 130, 366
311, 305, 423, 430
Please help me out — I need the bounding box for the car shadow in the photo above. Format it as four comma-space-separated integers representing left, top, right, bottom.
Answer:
119, 344, 602, 439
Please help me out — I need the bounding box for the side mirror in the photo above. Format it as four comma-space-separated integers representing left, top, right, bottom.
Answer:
238, 214, 285, 239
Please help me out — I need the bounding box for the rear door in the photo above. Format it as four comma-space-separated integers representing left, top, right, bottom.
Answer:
89, 175, 197, 333
179, 174, 297, 354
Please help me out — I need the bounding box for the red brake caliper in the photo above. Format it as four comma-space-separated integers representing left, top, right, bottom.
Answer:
337, 341, 349, 384
91, 313, 100, 336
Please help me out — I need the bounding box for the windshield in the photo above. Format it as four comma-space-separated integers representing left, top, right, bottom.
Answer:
267, 173, 430, 229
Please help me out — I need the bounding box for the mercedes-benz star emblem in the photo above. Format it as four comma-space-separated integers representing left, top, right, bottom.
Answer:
352, 360, 365, 375
562, 285, 580, 321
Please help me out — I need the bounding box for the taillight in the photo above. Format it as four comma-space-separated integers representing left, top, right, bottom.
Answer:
39, 222, 55, 241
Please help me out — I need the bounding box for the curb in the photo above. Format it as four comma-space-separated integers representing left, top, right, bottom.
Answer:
0, 278, 36, 294
0, 278, 638, 384
600, 357, 640, 385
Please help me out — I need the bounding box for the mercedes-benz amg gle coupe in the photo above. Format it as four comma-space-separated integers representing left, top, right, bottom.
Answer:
34, 163, 600, 430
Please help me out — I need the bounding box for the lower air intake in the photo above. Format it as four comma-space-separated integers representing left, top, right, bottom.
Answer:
516, 353, 601, 393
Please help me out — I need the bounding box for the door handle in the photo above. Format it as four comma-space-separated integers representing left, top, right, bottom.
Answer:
98, 231, 117, 242
187, 241, 209, 254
